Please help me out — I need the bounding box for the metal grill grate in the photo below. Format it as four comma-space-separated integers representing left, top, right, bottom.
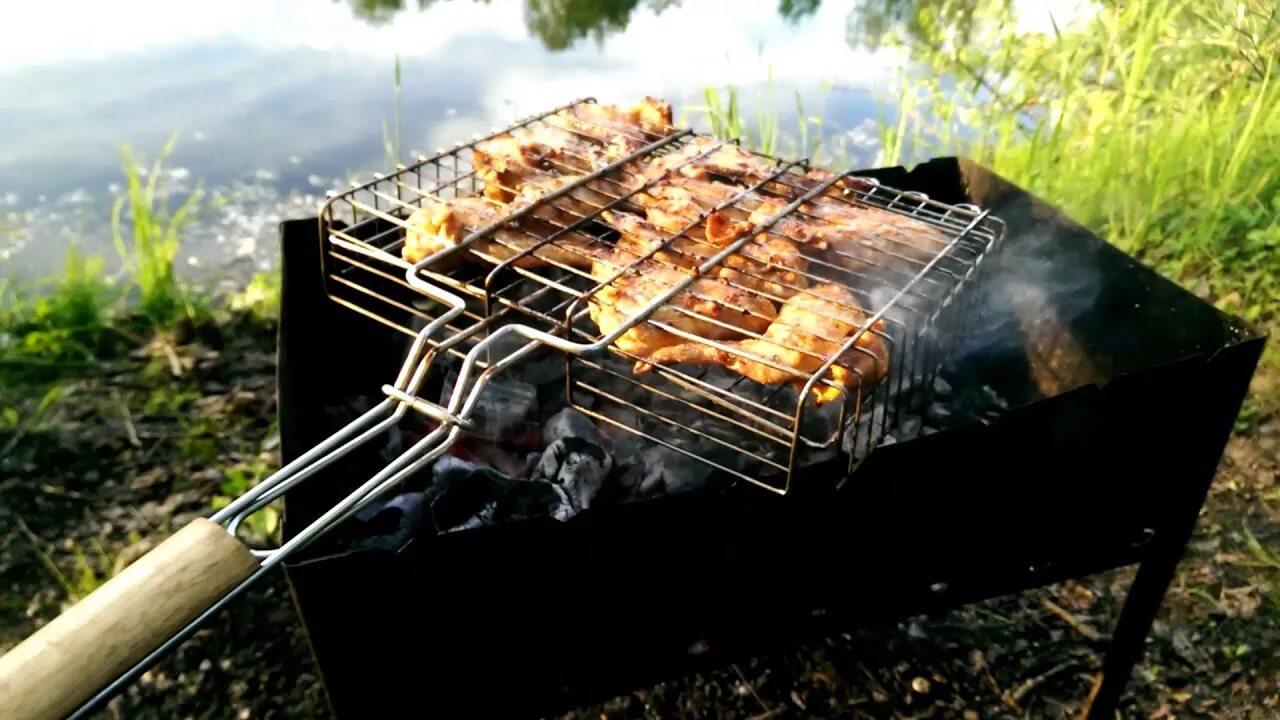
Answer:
319, 97, 1006, 492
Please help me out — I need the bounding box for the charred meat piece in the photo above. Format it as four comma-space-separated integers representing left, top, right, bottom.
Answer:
584, 247, 777, 361
403, 195, 596, 269
636, 283, 890, 405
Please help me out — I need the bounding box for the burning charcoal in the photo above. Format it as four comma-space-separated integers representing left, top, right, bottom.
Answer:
531, 437, 612, 510
439, 370, 537, 440
347, 491, 433, 552
492, 481, 576, 523
427, 456, 514, 532
637, 445, 713, 498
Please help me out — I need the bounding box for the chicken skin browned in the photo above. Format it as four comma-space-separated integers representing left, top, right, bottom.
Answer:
585, 247, 777, 360
604, 208, 809, 299
474, 98, 676, 203
545, 96, 675, 150
747, 196, 947, 268
636, 283, 890, 405
472, 125, 612, 203
402, 195, 596, 269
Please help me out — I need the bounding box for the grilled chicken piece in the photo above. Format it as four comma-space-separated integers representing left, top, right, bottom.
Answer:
605, 209, 809, 299
585, 247, 777, 360
636, 283, 890, 405
653, 136, 874, 200
474, 98, 674, 203
402, 195, 596, 269
472, 124, 613, 203
513, 172, 631, 228
545, 97, 675, 151
747, 196, 947, 268
620, 178, 812, 297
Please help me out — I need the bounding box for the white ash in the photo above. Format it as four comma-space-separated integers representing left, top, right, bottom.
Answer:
531, 408, 614, 510
531, 437, 611, 511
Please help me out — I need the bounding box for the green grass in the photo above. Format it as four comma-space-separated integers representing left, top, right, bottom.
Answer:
0, 246, 117, 363
111, 132, 209, 326
381, 53, 403, 170
1, 133, 234, 371
875, 0, 1280, 332
16, 517, 125, 610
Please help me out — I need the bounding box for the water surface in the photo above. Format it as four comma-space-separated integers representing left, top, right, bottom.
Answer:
1, 0, 1082, 281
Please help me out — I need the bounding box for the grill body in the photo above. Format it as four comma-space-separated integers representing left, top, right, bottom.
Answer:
278, 158, 1265, 720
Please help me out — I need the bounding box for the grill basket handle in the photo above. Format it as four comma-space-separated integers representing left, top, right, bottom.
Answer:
0, 518, 258, 720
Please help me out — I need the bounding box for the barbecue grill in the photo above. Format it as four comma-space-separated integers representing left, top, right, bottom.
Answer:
277, 156, 1265, 718
0, 99, 1265, 720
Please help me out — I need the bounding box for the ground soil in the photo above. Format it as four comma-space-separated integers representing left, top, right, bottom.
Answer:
1, 318, 1276, 720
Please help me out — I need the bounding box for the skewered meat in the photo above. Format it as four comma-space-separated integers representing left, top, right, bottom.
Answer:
403, 195, 596, 269
635, 283, 890, 405
584, 247, 777, 360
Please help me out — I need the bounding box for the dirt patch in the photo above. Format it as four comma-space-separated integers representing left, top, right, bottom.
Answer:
1, 326, 1276, 719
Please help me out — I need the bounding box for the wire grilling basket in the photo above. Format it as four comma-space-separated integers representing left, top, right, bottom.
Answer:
320, 96, 1006, 492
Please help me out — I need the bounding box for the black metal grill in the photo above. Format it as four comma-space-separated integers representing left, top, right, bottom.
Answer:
278, 155, 1266, 720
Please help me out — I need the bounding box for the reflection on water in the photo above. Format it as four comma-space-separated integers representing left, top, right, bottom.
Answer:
346, 0, 821, 49
3, 0, 902, 279
3, 0, 1079, 279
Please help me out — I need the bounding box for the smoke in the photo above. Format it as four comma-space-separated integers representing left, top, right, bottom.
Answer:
943, 195, 1110, 400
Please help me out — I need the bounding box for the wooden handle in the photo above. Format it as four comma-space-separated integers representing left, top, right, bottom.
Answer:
0, 518, 258, 720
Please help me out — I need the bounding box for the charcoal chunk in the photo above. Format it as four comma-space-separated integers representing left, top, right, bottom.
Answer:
347, 491, 432, 552
492, 481, 576, 523
531, 436, 612, 511
427, 456, 514, 532
439, 371, 537, 440
609, 435, 649, 498
543, 407, 606, 447
637, 446, 712, 498
898, 414, 923, 440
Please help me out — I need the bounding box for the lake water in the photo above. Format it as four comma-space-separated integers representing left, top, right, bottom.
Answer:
1, 0, 1084, 283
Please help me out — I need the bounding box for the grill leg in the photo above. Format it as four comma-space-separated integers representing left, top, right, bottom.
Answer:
1084, 533, 1192, 719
